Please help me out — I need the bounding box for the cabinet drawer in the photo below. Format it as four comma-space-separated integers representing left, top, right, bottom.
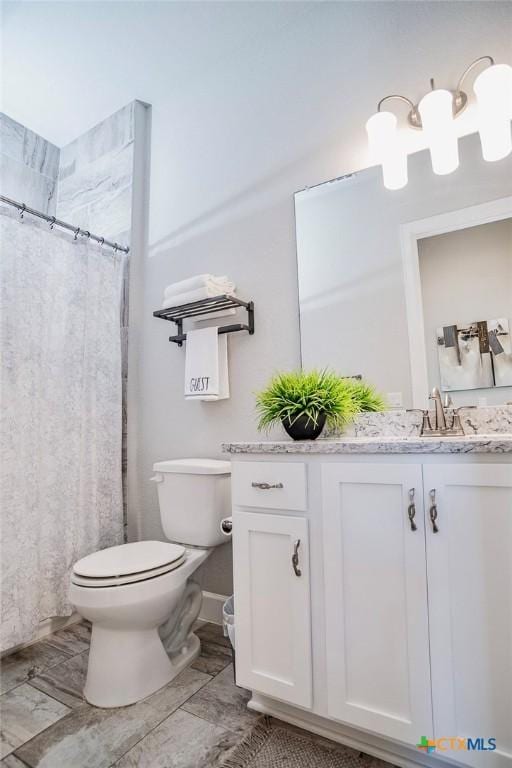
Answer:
232, 461, 307, 511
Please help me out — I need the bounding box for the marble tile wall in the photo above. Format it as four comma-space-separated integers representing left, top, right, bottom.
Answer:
56, 102, 137, 536
57, 102, 134, 248
0, 113, 60, 215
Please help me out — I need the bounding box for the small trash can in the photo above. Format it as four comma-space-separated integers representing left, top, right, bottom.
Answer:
223, 595, 236, 679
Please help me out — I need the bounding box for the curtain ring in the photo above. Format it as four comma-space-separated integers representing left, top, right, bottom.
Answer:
114, 243, 119, 253
74, 227, 81, 241
99, 237, 105, 247
84, 230, 91, 240
49, 216, 56, 230
19, 203, 26, 220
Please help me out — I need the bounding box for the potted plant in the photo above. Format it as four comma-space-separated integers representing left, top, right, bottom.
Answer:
255, 369, 360, 441
344, 379, 387, 412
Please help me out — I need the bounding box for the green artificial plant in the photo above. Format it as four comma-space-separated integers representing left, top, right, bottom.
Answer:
345, 378, 387, 413
255, 369, 386, 432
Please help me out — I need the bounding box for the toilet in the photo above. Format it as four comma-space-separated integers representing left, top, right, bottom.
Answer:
70, 458, 231, 708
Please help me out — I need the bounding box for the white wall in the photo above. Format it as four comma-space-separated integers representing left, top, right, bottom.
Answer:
3, 1, 512, 594
137, 148, 329, 594
419, 219, 512, 406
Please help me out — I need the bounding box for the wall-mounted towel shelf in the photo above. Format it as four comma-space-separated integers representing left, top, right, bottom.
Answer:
153, 295, 255, 347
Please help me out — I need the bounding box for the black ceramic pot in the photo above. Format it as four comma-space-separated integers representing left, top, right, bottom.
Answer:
282, 412, 326, 441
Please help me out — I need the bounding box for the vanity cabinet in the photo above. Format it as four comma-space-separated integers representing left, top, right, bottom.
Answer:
424, 464, 512, 768
322, 463, 433, 743
230, 451, 512, 768
232, 510, 312, 708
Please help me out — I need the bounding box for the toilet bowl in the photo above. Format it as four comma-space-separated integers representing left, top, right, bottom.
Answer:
70, 458, 231, 708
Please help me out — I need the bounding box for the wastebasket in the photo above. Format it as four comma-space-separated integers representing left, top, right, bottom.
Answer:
223, 595, 235, 678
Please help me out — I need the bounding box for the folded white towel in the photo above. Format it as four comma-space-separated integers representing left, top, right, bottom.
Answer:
162, 285, 235, 310
164, 273, 215, 298
184, 326, 229, 401
193, 308, 236, 322
164, 274, 234, 300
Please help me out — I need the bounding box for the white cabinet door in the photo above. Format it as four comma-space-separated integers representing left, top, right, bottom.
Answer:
232, 511, 312, 708
322, 463, 433, 742
424, 464, 512, 768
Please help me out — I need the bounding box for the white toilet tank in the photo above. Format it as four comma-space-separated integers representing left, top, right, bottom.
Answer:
151, 458, 231, 547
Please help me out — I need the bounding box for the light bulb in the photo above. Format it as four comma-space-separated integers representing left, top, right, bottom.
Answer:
366, 111, 408, 190
474, 63, 512, 162
418, 89, 459, 175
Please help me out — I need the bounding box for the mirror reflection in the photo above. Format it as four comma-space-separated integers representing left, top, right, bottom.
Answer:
295, 133, 512, 408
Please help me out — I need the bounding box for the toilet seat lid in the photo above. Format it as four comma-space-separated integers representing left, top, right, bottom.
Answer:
73, 541, 186, 579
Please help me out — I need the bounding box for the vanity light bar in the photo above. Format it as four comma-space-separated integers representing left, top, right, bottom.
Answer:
367, 56, 512, 190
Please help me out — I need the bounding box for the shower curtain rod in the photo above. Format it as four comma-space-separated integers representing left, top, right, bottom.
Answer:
0, 194, 130, 254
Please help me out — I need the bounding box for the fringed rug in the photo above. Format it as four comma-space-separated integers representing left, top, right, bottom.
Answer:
221, 718, 388, 768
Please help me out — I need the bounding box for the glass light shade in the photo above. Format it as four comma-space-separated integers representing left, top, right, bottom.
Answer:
418, 89, 459, 175
474, 63, 512, 162
366, 111, 408, 190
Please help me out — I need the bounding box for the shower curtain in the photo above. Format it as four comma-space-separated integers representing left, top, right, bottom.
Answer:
0, 208, 125, 652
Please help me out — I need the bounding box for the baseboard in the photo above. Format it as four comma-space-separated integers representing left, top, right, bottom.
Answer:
248, 694, 460, 768
1, 613, 82, 658
199, 591, 228, 625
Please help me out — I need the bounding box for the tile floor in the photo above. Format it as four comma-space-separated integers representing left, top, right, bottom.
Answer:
0, 622, 394, 768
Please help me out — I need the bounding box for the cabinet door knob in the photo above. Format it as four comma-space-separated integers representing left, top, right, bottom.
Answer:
251, 482, 284, 490
407, 488, 418, 531
429, 489, 439, 533
292, 539, 302, 577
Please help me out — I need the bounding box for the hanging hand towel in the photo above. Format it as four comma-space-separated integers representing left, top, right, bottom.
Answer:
184, 326, 230, 401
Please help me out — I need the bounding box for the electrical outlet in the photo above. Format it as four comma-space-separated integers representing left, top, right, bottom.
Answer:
387, 392, 403, 408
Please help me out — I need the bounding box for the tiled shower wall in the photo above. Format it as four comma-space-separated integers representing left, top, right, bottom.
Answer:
1, 103, 144, 536
56, 103, 137, 534
56, 102, 134, 249
0, 113, 59, 214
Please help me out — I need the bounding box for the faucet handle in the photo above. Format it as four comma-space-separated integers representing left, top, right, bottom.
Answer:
421, 409, 432, 435
452, 411, 464, 433
444, 393, 453, 408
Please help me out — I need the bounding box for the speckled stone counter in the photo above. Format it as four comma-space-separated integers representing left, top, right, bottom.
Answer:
223, 434, 512, 454
331, 404, 512, 438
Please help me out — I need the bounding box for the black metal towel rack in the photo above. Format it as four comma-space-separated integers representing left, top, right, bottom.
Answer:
153, 295, 254, 347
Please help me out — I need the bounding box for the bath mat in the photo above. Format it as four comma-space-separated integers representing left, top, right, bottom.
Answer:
221, 717, 388, 768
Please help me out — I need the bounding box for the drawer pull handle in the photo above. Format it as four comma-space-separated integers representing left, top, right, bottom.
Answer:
407, 488, 417, 532
292, 539, 302, 577
429, 489, 439, 533
251, 482, 284, 490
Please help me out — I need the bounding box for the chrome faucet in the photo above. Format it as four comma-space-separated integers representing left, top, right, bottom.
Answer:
417, 388, 470, 437
429, 387, 447, 431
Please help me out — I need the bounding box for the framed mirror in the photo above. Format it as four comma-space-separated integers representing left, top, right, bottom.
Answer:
295, 132, 512, 408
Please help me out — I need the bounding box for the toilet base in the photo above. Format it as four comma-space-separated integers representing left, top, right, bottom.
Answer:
84, 627, 201, 708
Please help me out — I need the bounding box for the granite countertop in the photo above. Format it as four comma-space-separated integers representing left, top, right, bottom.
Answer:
222, 434, 512, 454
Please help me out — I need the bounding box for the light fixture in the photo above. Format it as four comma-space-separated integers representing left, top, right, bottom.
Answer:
418, 86, 459, 175
366, 111, 407, 190
367, 56, 512, 190
474, 62, 512, 161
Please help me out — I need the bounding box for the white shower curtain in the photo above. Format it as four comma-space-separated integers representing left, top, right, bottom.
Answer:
0, 208, 125, 651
